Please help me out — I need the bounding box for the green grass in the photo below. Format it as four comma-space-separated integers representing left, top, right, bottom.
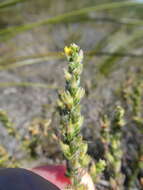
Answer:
0, 0, 25, 9
0, 1, 142, 41
0, 82, 57, 89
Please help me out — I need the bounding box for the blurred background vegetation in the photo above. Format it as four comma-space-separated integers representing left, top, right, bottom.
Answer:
0, 0, 143, 189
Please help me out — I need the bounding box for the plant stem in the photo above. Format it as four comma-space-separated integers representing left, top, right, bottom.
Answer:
57, 44, 91, 189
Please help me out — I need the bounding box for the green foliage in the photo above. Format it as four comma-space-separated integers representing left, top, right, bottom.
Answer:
0, 1, 142, 41
99, 29, 143, 76
0, 0, 25, 10
57, 44, 106, 189
100, 106, 125, 190
0, 111, 54, 167
121, 78, 143, 189
0, 110, 17, 137
57, 44, 91, 188
0, 82, 57, 89
0, 145, 19, 167
89, 159, 106, 183
22, 118, 51, 158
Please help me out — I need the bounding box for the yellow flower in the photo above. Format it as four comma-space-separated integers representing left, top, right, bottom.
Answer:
64, 46, 72, 56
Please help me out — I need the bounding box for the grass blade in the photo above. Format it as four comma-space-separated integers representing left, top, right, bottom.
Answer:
0, 82, 57, 89
99, 29, 143, 75
0, 0, 25, 9
0, 1, 142, 41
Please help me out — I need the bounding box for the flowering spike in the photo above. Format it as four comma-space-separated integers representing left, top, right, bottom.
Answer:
57, 44, 93, 189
